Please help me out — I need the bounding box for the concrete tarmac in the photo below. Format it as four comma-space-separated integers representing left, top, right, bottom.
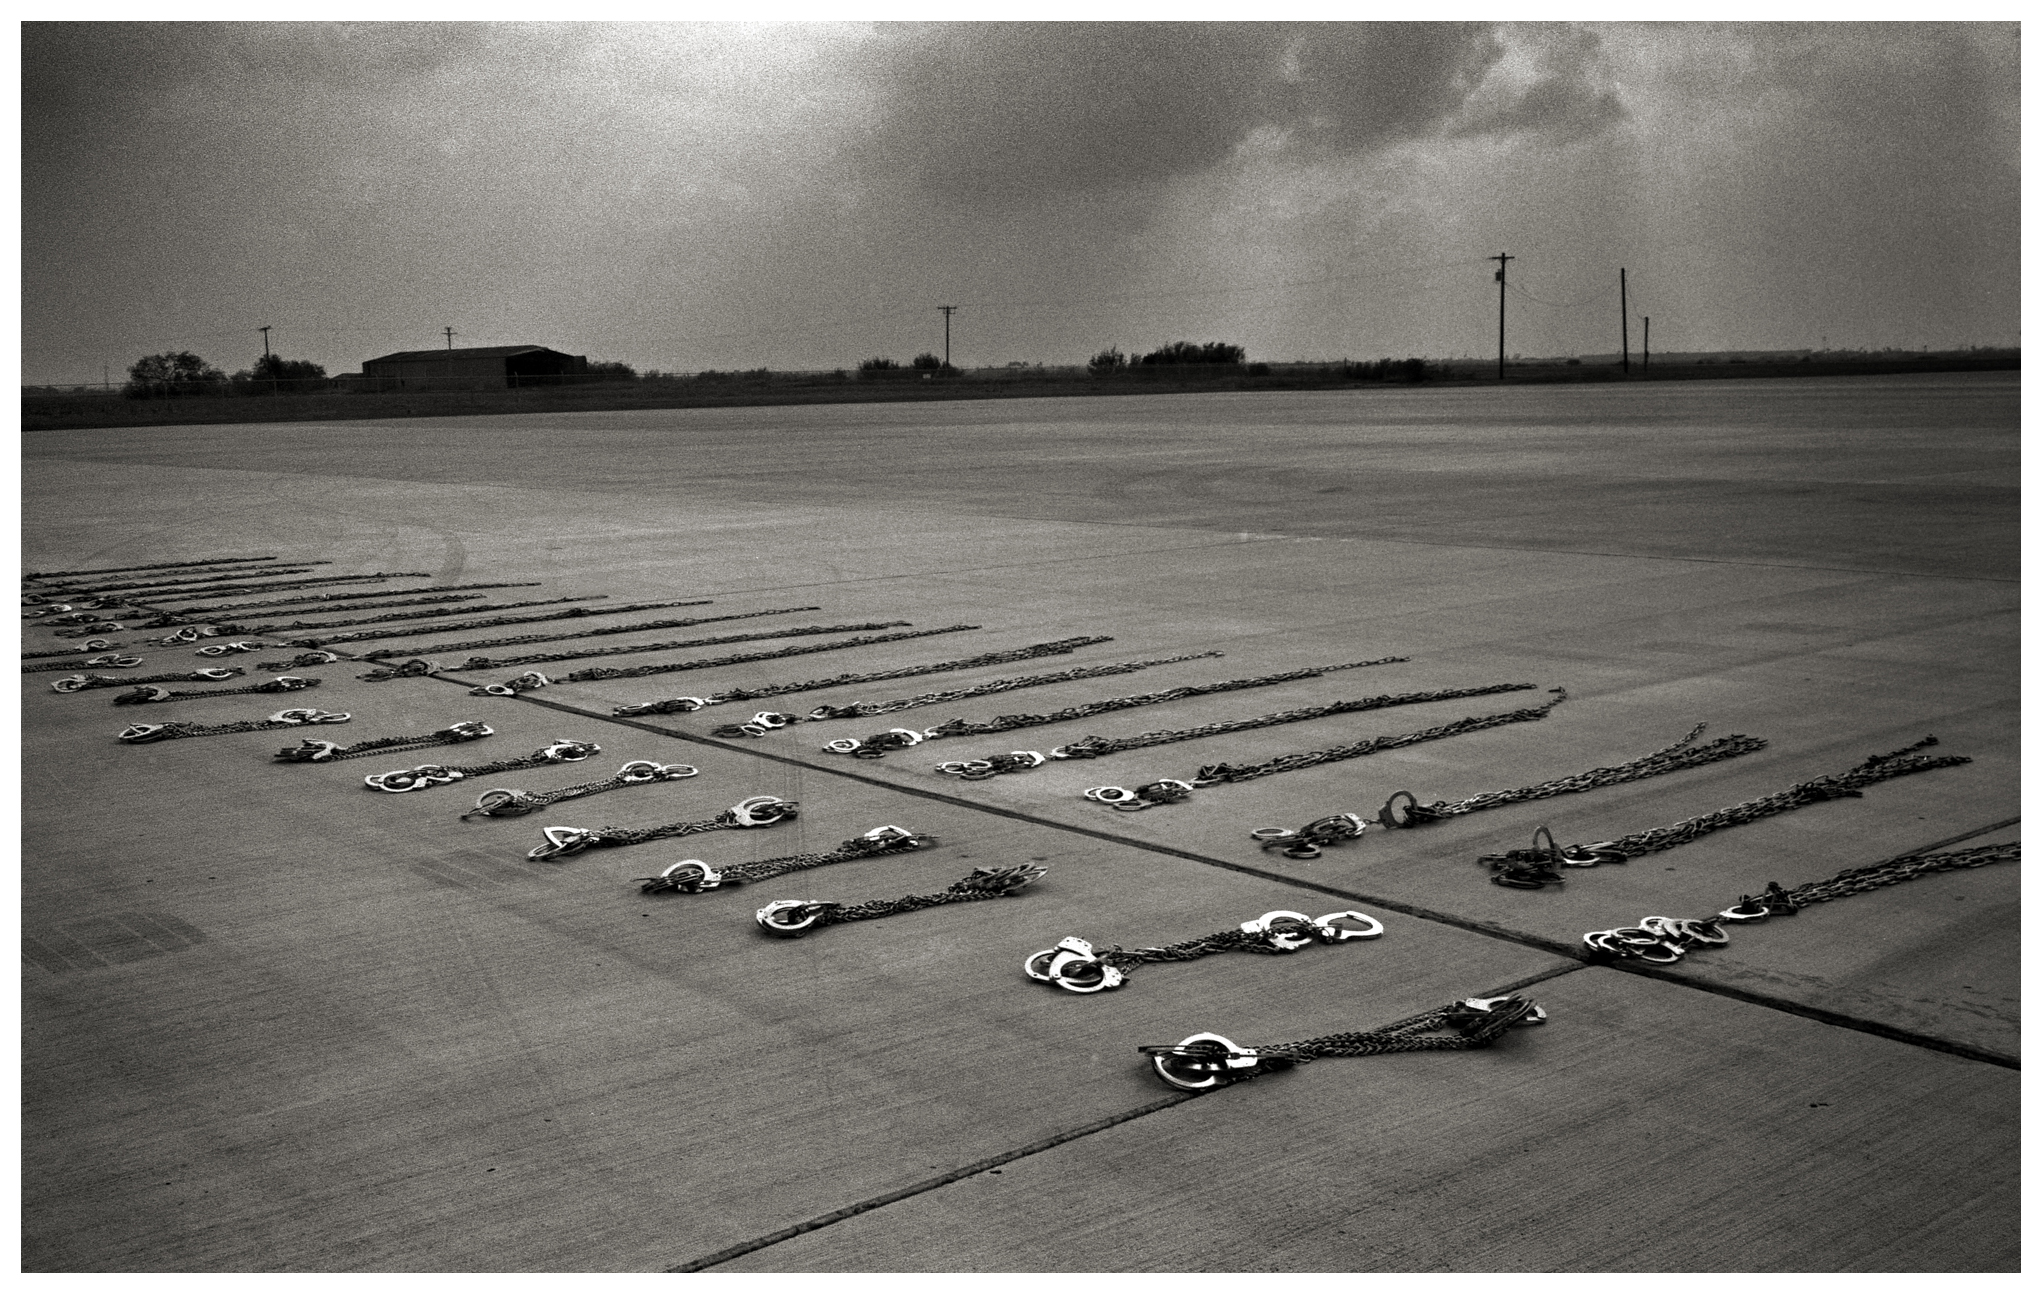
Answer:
20, 372, 2017, 1271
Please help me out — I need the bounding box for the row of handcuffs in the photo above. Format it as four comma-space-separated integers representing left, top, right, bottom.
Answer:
32, 577, 1538, 1095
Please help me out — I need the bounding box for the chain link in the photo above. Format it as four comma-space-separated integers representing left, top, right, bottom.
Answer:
461, 760, 701, 819
113, 676, 319, 705
26, 554, 284, 581
354, 604, 826, 666
1253, 723, 1769, 858
754, 864, 1047, 936
28, 565, 323, 598
1024, 909, 1383, 993
22, 640, 122, 659
1138, 995, 1546, 1090
118, 572, 433, 605
526, 795, 799, 859
1485, 736, 1974, 888
159, 582, 540, 618
635, 825, 938, 892
1583, 841, 2018, 963
441, 619, 908, 677
1086, 688, 1567, 809
566, 624, 982, 682
291, 599, 714, 650
951, 680, 1532, 781
51, 666, 237, 690
613, 637, 1117, 716
828, 657, 1407, 759
117, 707, 352, 744
363, 739, 603, 792
24, 653, 146, 673
239, 595, 597, 635
274, 720, 495, 763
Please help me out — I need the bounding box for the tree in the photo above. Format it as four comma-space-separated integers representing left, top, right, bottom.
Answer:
1087, 346, 1127, 374
1137, 341, 1245, 366
124, 351, 227, 399
857, 357, 901, 378
910, 352, 945, 371
587, 360, 636, 381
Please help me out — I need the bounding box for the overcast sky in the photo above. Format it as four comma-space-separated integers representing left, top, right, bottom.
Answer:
20, 20, 2020, 382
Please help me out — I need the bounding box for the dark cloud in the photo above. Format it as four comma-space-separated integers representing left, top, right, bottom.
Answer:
1450, 25, 1626, 144
844, 22, 1589, 208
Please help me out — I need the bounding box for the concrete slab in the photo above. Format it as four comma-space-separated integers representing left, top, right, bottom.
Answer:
713, 967, 2018, 1273
21, 372, 2017, 1271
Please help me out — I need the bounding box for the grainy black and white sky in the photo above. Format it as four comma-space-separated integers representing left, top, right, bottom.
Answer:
20, 19, 2021, 382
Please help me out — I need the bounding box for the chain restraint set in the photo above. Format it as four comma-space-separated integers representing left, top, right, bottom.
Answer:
363, 739, 603, 792
31, 553, 2014, 1097
1478, 737, 1972, 888
1024, 909, 1384, 994
1084, 688, 1570, 811
823, 657, 1411, 761
462, 760, 700, 820
1249, 722, 1768, 859
1580, 841, 2020, 963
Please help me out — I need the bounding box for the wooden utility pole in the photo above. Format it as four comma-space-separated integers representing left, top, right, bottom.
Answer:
1619, 269, 1629, 373
443, 327, 457, 350
1489, 253, 1513, 380
1643, 317, 1650, 371
937, 305, 959, 369
258, 325, 273, 359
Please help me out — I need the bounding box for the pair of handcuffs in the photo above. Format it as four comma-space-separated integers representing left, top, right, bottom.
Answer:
714, 711, 796, 738
467, 671, 552, 697
1022, 909, 1385, 994
1084, 779, 1196, 811
362, 739, 600, 792
117, 707, 352, 743
526, 794, 799, 861
1482, 826, 1628, 889
822, 727, 925, 758
937, 752, 1048, 780
1246, 791, 1451, 859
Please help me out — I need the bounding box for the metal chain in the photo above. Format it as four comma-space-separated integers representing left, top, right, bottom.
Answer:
28, 565, 323, 598
111, 572, 432, 605
1138, 995, 1546, 1090
157, 582, 540, 617
25, 554, 284, 581
947, 680, 1533, 780
24, 653, 146, 673
1084, 688, 1567, 809
526, 795, 799, 860
274, 720, 495, 763
753, 865, 1047, 937
1024, 909, 1383, 993
565, 624, 981, 682
1583, 841, 2018, 964
240, 595, 599, 635
22, 640, 123, 659
831, 657, 1408, 760
437, 619, 909, 677
117, 707, 352, 744
363, 739, 603, 792
461, 760, 701, 819
1484, 736, 1974, 888
1252, 723, 1768, 858
353, 605, 824, 665
612, 636, 1116, 715
257, 651, 348, 671
793, 651, 1223, 722
52, 622, 130, 638
291, 599, 714, 649
635, 825, 938, 893
52, 666, 244, 691
113, 676, 320, 705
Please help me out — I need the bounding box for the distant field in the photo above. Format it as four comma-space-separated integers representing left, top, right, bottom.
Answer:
20, 352, 2017, 432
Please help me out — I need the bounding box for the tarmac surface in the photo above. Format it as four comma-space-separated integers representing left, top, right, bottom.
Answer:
20, 371, 2019, 1272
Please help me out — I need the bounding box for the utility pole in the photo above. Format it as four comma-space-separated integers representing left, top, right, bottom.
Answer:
258, 325, 273, 359
443, 327, 457, 350
937, 305, 959, 369
1643, 317, 1650, 371
1619, 269, 1629, 373
1489, 253, 1513, 381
